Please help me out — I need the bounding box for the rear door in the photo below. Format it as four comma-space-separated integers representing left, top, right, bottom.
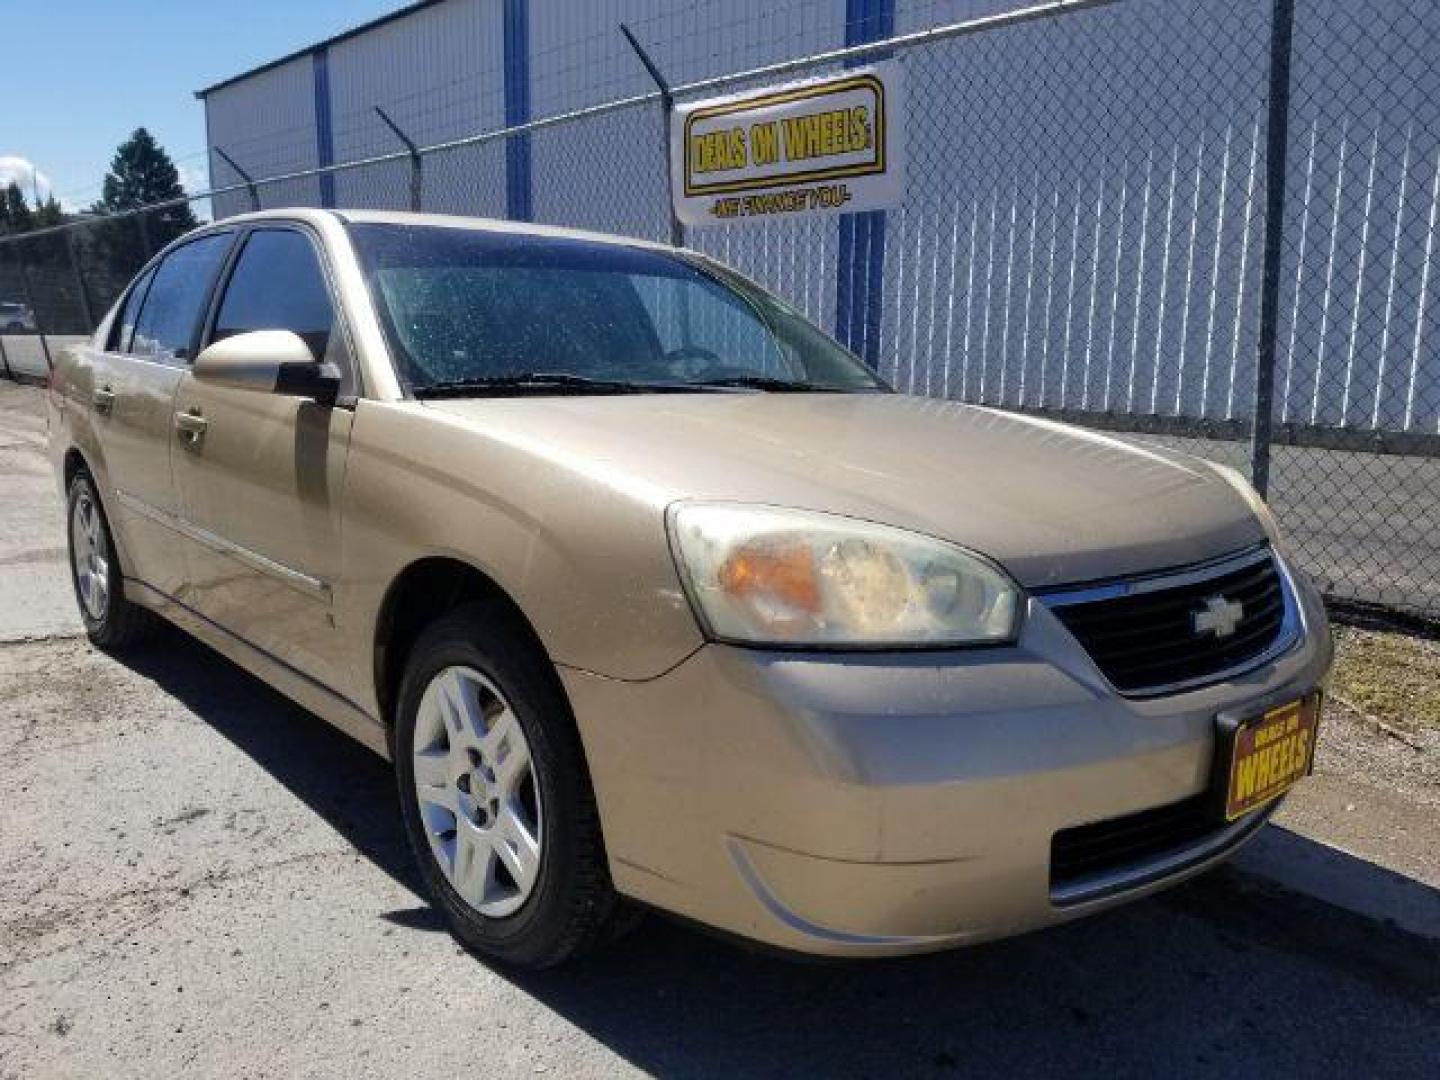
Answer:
97, 232, 233, 598
171, 225, 356, 690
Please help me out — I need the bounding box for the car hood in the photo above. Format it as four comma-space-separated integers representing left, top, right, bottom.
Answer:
422, 392, 1264, 588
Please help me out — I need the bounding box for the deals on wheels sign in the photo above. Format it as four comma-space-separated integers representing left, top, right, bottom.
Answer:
672, 62, 905, 228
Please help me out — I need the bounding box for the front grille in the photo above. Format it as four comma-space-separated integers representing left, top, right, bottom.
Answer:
1051, 793, 1221, 892
1045, 550, 1290, 695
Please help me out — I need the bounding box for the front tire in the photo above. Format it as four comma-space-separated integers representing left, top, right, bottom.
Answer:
66, 471, 157, 649
394, 602, 627, 968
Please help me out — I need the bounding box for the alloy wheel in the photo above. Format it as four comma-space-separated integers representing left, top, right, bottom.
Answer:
411, 665, 544, 918
70, 488, 109, 621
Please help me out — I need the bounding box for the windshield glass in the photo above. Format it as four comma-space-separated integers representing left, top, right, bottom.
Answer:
348, 223, 886, 395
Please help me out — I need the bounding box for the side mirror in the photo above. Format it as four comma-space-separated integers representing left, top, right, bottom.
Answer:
193, 330, 341, 406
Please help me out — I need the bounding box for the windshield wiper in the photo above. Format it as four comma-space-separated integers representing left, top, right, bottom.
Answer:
413, 372, 715, 398
686, 374, 849, 392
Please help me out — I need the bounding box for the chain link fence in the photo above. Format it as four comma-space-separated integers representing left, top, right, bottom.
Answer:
2, 0, 1437, 621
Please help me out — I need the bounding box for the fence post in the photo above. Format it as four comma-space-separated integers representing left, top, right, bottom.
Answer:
374, 106, 424, 212
212, 147, 261, 212
1250, 0, 1296, 498
66, 228, 96, 331
10, 241, 52, 374
620, 23, 685, 248
0, 276, 11, 379
136, 211, 153, 261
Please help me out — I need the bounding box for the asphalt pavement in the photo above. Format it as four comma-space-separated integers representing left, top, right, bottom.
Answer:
1, 379, 1437, 1079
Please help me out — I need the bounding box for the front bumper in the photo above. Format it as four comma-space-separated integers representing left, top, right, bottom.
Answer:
561, 556, 1333, 956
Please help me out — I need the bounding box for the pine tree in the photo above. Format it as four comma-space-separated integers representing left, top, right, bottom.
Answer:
0, 183, 33, 235
35, 195, 64, 229
90, 128, 199, 274
94, 128, 198, 221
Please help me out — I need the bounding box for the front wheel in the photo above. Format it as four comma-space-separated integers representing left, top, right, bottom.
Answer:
394, 602, 631, 968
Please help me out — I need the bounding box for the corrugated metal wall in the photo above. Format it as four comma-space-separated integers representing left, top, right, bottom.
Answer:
198, 0, 1440, 435
205, 56, 320, 218
328, 0, 507, 217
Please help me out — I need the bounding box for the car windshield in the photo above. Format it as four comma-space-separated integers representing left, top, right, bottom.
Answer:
348, 222, 886, 396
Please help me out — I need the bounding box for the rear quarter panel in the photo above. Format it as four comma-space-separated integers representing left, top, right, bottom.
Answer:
47, 342, 107, 500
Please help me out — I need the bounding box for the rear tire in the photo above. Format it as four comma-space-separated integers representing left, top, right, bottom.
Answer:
66, 471, 157, 649
394, 601, 631, 968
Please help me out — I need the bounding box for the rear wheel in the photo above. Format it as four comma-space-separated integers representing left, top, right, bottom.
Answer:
394, 602, 631, 968
66, 471, 157, 649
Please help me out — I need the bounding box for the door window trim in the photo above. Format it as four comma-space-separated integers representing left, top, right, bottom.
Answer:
105, 265, 157, 354
199, 220, 362, 402
119, 228, 237, 365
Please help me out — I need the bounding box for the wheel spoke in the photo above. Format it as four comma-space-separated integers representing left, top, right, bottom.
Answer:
495, 803, 540, 894
451, 816, 495, 906
441, 670, 487, 746
480, 705, 520, 766
493, 728, 532, 794
412, 747, 453, 793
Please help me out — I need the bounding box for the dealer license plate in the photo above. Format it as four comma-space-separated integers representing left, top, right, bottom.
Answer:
1221, 696, 1321, 821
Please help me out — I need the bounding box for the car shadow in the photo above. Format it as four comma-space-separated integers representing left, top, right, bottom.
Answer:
113, 630, 1440, 1079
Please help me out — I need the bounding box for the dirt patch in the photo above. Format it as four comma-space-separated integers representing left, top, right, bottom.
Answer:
1330, 625, 1440, 738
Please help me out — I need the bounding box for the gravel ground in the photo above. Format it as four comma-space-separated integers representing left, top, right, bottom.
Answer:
1, 379, 1437, 1078
1, 634, 1436, 1080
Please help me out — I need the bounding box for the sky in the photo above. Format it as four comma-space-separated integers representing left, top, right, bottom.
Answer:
1, 0, 404, 210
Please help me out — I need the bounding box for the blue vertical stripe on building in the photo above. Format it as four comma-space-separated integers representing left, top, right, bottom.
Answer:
503, 0, 533, 222
312, 47, 336, 208
834, 0, 893, 368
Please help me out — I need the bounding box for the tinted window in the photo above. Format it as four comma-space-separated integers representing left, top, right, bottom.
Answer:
214, 229, 337, 362
109, 267, 155, 353
131, 235, 231, 364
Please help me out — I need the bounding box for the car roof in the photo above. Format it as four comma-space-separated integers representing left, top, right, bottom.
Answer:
209, 207, 680, 257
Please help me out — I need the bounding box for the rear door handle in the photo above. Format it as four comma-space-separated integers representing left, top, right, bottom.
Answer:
92, 386, 116, 414
174, 408, 208, 446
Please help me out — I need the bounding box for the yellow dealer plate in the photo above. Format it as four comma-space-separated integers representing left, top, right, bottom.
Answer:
1223, 696, 1321, 821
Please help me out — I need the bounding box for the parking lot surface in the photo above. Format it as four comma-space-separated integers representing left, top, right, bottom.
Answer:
2, 381, 1437, 1079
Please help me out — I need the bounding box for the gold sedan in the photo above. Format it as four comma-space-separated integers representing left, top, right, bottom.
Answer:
49, 210, 1331, 967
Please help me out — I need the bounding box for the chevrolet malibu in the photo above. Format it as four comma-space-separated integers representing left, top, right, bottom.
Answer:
48, 209, 1331, 967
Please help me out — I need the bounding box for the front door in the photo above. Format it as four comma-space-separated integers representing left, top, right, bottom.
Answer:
97, 233, 234, 599
170, 226, 355, 692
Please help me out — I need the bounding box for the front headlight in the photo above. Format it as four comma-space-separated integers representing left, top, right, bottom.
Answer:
666, 503, 1021, 647
1209, 463, 1284, 546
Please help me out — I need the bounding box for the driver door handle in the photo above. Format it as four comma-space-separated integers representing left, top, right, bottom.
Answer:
174, 408, 208, 447
92, 386, 116, 414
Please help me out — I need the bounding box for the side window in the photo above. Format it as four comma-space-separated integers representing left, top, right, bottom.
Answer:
131, 234, 232, 365
213, 230, 339, 365
108, 266, 155, 353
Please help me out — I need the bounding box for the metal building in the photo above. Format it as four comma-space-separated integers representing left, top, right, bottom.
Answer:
198, 0, 1440, 437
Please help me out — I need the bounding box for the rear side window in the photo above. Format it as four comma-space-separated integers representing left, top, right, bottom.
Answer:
130, 234, 231, 365
213, 229, 337, 362
108, 267, 155, 353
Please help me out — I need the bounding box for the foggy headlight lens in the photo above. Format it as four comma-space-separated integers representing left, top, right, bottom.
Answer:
667, 503, 1021, 646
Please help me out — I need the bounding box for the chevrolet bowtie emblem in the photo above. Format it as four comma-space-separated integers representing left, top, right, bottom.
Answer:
1192, 596, 1244, 638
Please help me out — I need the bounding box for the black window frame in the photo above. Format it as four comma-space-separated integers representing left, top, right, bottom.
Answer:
105, 264, 157, 354
121, 229, 237, 365
200, 221, 359, 401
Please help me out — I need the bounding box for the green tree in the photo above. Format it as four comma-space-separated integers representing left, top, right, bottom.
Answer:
35, 195, 64, 229
0, 182, 34, 235
90, 128, 199, 277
